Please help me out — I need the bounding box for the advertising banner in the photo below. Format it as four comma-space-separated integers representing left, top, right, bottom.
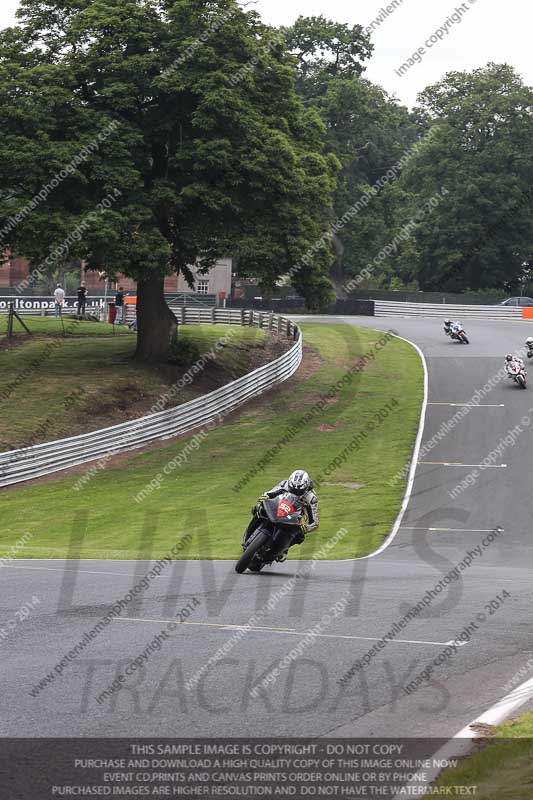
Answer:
0, 296, 107, 313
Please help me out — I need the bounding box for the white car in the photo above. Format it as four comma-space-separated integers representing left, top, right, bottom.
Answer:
498, 297, 533, 307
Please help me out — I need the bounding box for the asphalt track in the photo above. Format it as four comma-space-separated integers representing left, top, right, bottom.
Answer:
2, 316, 533, 742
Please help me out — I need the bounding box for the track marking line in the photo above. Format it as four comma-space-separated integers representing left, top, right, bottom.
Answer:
114, 616, 296, 632
222, 625, 297, 632
427, 355, 504, 359
400, 527, 505, 533
112, 616, 458, 647
1, 564, 165, 578
427, 402, 504, 407
418, 461, 507, 468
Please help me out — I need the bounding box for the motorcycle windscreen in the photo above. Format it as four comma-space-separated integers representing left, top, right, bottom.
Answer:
263, 493, 303, 524
277, 492, 304, 524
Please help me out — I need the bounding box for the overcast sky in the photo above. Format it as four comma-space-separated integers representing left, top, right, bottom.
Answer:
1, 0, 530, 108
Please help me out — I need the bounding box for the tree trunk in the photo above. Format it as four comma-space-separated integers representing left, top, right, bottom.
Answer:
134, 274, 177, 362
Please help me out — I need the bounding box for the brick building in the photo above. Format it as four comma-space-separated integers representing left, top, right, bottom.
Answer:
1, 256, 233, 298
0, 256, 29, 290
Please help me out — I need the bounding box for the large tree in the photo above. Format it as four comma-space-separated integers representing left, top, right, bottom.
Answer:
393, 64, 533, 292
0, 0, 338, 360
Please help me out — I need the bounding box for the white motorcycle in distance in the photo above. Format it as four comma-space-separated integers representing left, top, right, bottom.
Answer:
526, 337, 533, 359
445, 321, 469, 345
508, 360, 528, 389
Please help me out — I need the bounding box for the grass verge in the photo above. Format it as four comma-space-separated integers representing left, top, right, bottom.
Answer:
0, 322, 423, 560
0, 323, 269, 449
435, 713, 533, 798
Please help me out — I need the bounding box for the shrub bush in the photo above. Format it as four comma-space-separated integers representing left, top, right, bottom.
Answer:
168, 332, 201, 366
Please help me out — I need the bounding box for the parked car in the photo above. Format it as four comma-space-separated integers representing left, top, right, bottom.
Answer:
498, 297, 533, 307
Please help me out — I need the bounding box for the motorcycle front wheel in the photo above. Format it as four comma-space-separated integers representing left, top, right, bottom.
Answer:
235, 530, 269, 574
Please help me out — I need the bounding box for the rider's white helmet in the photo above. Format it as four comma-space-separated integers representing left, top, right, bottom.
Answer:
288, 470, 311, 496
526, 337, 533, 346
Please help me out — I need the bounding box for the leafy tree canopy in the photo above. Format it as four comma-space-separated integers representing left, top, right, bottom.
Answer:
393, 64, 533, 292
281, 15, 416, 294
282, 14, 372, 97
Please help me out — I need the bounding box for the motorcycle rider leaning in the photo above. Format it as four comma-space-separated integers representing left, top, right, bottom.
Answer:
243, 470, 319, 562
505, 353, 526, 376
526, 337, 533, 357
444, 319, 463, 337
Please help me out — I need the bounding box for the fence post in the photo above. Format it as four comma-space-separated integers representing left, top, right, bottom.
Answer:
277, 316, 282, 335
7, 303, 13, 338
211, 307, 216, 324
240, 308, 245, 326
268, 312, 274, 331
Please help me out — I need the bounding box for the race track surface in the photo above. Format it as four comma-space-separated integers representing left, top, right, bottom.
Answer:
2, 316, 532, 740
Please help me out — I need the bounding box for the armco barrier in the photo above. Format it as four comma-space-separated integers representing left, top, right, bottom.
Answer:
169, 306, 301, 330
0, 310, 301, 488
374, 300, 524, 321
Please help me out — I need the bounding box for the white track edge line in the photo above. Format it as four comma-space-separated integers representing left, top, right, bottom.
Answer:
334, 330, 429, 562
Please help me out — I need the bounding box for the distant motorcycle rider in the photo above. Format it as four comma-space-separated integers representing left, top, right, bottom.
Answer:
526, 337, 533, 358
444, 319, 463, 337
243, 470, 319, 559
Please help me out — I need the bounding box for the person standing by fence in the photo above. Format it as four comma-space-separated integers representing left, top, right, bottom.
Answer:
54, 284, 65, 318
77, 282, 87, 316
114, 286, 125, 324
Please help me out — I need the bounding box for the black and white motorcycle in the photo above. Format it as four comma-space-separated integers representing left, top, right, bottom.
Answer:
236, 492, 305, 574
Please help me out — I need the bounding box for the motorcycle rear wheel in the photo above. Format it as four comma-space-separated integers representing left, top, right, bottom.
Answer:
235, 530, 269, 574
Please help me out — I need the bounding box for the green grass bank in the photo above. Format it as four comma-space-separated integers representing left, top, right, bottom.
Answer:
0, 322, 423, 560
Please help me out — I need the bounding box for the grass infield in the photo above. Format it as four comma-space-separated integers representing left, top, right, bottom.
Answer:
0, 323, 423, 560
435, 713, 533, 798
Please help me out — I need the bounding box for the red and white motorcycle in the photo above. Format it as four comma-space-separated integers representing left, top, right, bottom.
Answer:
448, 321, 469, 345
508, 360, 527, 389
